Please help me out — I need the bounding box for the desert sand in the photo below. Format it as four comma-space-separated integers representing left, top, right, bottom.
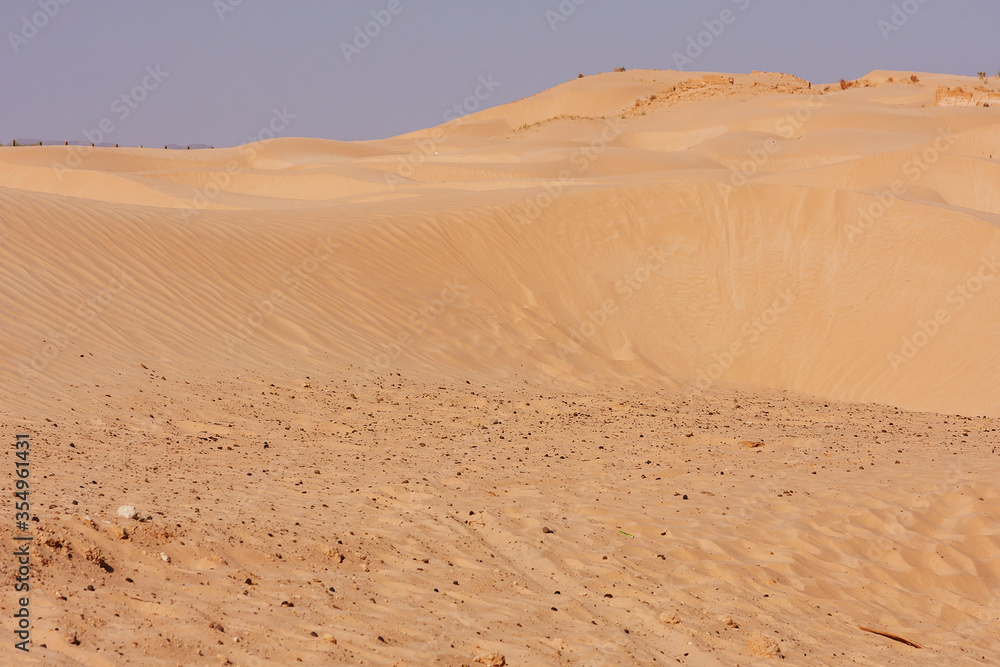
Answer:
1, 69, 999, 665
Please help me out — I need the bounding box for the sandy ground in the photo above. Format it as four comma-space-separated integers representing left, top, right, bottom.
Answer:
2, 375, 1000, 665
2, 69, 1000, 664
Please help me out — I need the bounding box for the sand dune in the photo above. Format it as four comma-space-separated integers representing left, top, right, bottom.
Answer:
3, 69, 998, 415
2, 69, 1000, 664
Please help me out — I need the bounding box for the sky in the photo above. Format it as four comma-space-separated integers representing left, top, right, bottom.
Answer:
1, 0, 996, 147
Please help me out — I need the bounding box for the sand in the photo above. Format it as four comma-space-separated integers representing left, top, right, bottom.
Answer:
1, 69, 999, 665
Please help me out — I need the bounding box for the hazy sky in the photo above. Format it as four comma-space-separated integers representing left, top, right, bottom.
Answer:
1, 1, 996, 146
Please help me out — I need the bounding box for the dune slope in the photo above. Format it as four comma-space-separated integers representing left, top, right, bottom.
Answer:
2, 69, 1000, 665
2, 69, 999, 416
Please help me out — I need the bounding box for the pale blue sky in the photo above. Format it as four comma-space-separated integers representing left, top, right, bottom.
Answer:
1, 1, 995, 146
